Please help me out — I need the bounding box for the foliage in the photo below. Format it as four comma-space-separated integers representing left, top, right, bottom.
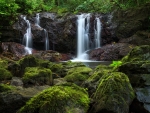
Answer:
17, 84, 90, 113
0, 0, 19, 25
0, 0, 150, 28
110, 61, 122, 67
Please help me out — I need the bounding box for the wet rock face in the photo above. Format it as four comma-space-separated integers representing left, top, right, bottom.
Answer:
112, 3, 150, 40
89, 43, 134, 61
0, 42, 27, 60
1, 12, 119, 54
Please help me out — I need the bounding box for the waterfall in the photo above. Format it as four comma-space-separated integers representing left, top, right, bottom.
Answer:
22, 16, 32, 54
74, 14, 102, 61
35, 13, 50, 50
36, 13, 40, 25
75, 13, 90, 60
44, 29, 49, 50
94, 17, 101, 48
35, 13, 40, 27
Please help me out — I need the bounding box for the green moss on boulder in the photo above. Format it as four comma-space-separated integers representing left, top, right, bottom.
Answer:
0, 59, 8, 68
0, 68, 12, 81
22, 67, 52, 86
122, 45, 150, 62
0, 84, 15, 92
17, 84, 90, 113
92, 72, 135, 113
82, 65, 112, 96
64, 67, 92, 85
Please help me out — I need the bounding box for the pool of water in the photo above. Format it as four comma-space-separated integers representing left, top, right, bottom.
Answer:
69, 60, 112, 68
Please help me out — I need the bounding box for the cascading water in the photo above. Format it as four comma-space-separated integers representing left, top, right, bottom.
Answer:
73, 14, 102, 61
35, 13, 41, 28
44, 29, 49, 50
94, 17, 101, 48
35, 13, 49, 50
22, 16, 32, 54
74, 13, 91, 61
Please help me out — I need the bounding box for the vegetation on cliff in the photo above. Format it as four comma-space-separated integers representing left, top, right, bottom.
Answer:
0, 0, 149, 26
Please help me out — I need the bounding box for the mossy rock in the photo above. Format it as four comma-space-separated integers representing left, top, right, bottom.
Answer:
0, 84, 15, 92
82, 65, 111, 96
0, 68, 12, 81
22, 67, 53, 86
0, 59, 8, 69
122, 45, 150, 62
18, 55, 39, 75
92, 72, 135, 113
64, 67, 92, 85
17, 84, 90, 113
117, 61, 150, 87
62, 61, 86, 68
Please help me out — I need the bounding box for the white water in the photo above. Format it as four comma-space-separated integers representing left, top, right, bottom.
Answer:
22, 16, 32, 54
44, 29, 49, 50
73, 14, 102, 61
35, 13, 41, 28
94, 17, 101, 48
74, 14, 91, 61
35, 13, 49, 50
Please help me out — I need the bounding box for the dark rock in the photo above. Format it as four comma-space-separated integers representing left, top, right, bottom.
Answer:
89, 43, 134, 61
0, 42, 27, 60
0, 85, 49, 113
10, 77, 23, 87
119, 31, 150, 46
112, 3, 150, 40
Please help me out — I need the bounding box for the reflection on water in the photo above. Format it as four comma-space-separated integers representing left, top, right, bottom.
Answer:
70, 60, 112, 68
81, 61, 112, 68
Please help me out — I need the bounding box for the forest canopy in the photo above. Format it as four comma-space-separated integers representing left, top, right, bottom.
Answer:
0, 0, 150, 25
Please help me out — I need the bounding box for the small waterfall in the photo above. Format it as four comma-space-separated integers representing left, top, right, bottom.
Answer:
35, 13, 49, 50
22, 16, 32, 54
94, 17, 101, 48
35, 13, 40, 27
75, 13, 91, 60
44, 29, 49, 50
74, 14, 102, 61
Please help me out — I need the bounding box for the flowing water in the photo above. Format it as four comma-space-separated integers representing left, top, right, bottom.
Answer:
94, 17, 101, 48
44, 29, 49, 50
73, 14, 102, 61
35, 13, 49, 50
22, 16, 32, 54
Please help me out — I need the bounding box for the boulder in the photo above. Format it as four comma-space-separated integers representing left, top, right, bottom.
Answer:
91, 72, 135, 113
0, 85, 49, 113
64, 67, 92, 86
116, 45, 150, 112
17, 83, 90, 113
22, 67, 53, 87
89, 43, 134, 61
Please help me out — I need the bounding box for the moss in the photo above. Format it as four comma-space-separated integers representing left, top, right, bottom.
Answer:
122, 45, 150, 62
17, 84, 90, 113
87, 65, 112, 83
17, 55, 39, 76
0, 68, 12, 81
0, 84, 15, 92
64, 67, 92, 84
22, 67, 52, 86
62, 61, 86, 68
0, 59, 8, 69
93, 72, 135, 113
